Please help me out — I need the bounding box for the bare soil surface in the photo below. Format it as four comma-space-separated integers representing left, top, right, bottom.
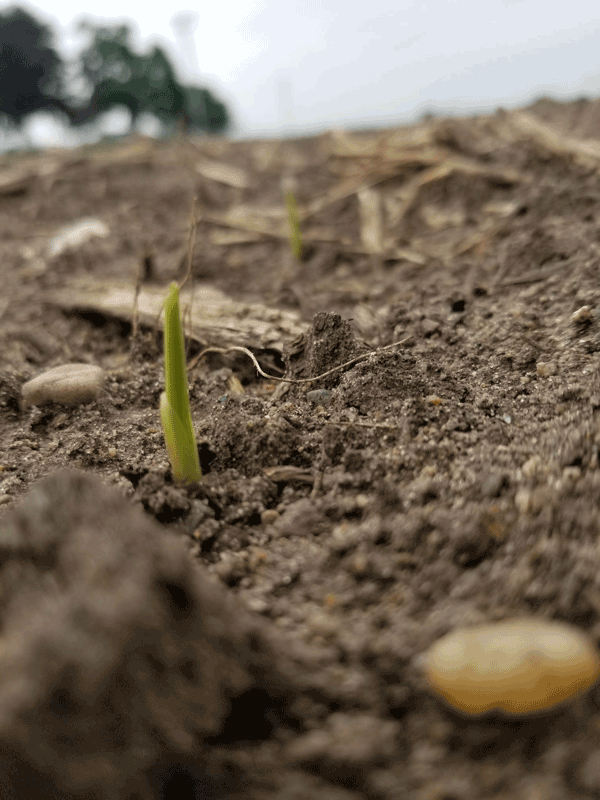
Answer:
3, 96, 600, 798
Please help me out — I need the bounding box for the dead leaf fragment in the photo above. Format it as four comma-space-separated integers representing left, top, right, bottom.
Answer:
48, 276, 307, 353
196, 160, 250, 189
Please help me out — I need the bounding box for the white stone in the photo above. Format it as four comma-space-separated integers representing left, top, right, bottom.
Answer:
423, 618, 600, 716
21, 364, 106, 408
47, 218, 110, 258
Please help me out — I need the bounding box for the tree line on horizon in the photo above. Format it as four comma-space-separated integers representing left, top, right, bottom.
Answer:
0, 7, 231, 138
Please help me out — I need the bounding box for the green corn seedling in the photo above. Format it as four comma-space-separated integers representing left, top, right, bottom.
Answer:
285, 189, 302, 260
160, 283, 202, 483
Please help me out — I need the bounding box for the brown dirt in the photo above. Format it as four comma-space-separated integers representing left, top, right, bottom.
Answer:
3, 96, 600, 798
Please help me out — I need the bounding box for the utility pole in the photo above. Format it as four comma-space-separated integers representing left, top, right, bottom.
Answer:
170, 11, 207, 132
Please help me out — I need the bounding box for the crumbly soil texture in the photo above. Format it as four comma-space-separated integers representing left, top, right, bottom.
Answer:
3, 97, 600, 798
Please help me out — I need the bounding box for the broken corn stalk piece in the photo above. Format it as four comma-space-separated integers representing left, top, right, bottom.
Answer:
160, 282, 202, 483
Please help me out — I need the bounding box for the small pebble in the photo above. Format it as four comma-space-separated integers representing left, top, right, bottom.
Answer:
306, 389, 334, 406
571, 305, 594, 326
260, 509, 279, 525
21, 364, 106, 408
227, 374, 244, 396
480, 472, 506, 498
423, 618, 600, 716
246, 597, 269, 614
47, 217, 110, 258
421, 318, 440, 336
514, 488, 532, 514
536, 360, 557, 377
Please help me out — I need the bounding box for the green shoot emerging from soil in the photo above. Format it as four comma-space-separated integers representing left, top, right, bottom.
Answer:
285, 189, 302, 259
160, 283, 202, 483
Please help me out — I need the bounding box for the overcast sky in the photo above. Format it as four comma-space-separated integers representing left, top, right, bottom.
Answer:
3, 0, 600, 139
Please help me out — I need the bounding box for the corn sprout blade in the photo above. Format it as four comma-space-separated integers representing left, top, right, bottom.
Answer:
285, 190, 302, 260
160, 391, 201, 484
160, 283, 201, 483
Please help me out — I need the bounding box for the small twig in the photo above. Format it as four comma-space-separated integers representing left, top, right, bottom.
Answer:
324, 420, 402, 430
131, 260, 143, 342
310, 470, 323, 500
180, 197, 199, 361
188, 336, 412, 383
149, 197, 199, 356
130, 253, 146, 356
180, 197, 198, 292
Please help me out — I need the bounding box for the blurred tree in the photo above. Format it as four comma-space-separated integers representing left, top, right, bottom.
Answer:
0, 6, 69, 126
0, 11, 230, 137
141, 45, 188, 125
73, 21, 230, 135
70, 22, 144, 125
183, 85, 229, 134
